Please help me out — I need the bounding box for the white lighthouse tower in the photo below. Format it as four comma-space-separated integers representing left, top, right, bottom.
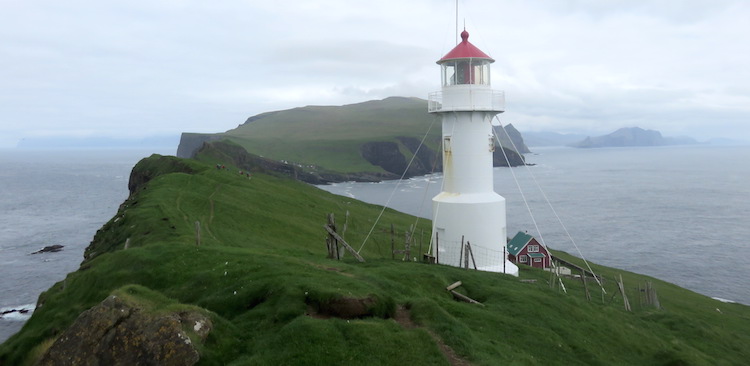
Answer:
428, 30, 519, 276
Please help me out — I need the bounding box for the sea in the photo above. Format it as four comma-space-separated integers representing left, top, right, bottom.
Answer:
318, 144, 750, 306
0, 148, 171, 344
1, 145, 748, 344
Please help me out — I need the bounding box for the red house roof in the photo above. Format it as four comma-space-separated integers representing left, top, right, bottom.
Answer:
438, 30, 494, 64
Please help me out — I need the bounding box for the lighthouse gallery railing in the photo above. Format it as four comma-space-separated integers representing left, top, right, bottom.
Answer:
428, 89, 505, 113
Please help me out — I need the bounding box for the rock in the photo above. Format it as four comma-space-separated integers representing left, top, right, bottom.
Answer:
31, 245, 64, 254
37, 295, 212, 366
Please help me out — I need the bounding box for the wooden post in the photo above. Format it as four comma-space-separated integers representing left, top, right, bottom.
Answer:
342, 210, 349, 239
503, 245, 508, 273
404, 225, 412, 261
446, 281, 462, 291
194, 221, 201, 246
435, 231, 439, 264
324, 225, 365, 262
419, 229, 423, 262
467, 242, 477, 270
617, 274, 631, 312
581, 269, 591, 301
450, 290, 485, 306
124, 238, 130, 250
464, 244, 470, 269
391, 224, 395, 260
325, 213, 343, 260
459, 235, 464, 269
326, 213, 340, 260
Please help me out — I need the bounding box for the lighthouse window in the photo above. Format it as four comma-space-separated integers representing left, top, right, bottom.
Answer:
442, 60, 491, 85
443, 136, 452, 152
442, 63, 456, 87
488, 135, 495, 152
473, 62, 490, 85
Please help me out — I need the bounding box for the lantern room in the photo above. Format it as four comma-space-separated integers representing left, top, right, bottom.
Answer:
437, 30, 494, 87
428, 29, 503, 113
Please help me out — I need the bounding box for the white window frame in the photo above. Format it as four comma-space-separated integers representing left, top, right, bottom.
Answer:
519, 255, 528, 263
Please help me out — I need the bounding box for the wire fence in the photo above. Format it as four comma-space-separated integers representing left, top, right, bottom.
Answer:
434, 238, 511, 272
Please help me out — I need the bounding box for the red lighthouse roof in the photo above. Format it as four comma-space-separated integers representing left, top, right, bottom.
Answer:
438, 30, 494, 64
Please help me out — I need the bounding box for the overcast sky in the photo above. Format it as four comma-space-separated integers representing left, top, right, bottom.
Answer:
2, 0, 749, 147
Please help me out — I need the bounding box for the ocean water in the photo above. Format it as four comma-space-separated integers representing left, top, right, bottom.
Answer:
318, 144, 750, 306
0, 149, 169, 343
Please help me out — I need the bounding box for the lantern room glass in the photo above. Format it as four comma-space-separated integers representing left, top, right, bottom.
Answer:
441, 59, 491, 86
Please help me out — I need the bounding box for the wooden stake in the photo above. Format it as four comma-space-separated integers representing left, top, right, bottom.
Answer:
436, 232, 439, 264
467, 241, 477, 270
581, 269, 591, 301
419, 229, 423, 262
617, 274, 631, 311
450, 290, 485, 306
391, 223, 395, 260
459, 235, 464, 268
194, 221, 201, 246
324, 225, 365, 262
446, 281, 462, 291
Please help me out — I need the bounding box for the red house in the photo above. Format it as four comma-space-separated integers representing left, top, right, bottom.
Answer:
507, 231, 551, 269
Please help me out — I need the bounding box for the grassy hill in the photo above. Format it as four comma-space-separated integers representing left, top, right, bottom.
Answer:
177, 97, 527, 181
2, 151, 749, 365
224, 97, 440, 173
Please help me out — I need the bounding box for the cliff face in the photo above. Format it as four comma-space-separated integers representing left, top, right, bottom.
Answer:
494, 124, 531, 154
197, 141, 398, 183
175, 133, 222, 158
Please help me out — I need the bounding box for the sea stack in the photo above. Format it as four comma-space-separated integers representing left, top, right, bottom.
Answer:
428, 30, 519, 276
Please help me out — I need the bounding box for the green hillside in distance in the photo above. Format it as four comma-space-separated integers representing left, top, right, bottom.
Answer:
177, 97, 528, 182
3, 152, 749, 365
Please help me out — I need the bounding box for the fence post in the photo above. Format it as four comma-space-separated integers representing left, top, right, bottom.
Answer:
195, 221, 201, 246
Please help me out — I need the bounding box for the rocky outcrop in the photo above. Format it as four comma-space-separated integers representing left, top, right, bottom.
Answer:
31, 245, 64, 254
396, 136, 440, 173
493, 124, 531, 154
128, 155, 199, 195
360, 141, 409, 177
37, 294, 212, 366
493, 147, 526, 167
176, 133, 222, 159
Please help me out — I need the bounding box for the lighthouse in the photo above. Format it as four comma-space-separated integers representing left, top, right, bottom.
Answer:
428, 30, 519, 276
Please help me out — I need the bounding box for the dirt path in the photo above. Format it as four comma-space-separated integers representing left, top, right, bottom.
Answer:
393, 306, 472, 366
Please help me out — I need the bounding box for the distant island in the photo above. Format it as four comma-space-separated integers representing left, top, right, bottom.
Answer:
570, 127, 698, 148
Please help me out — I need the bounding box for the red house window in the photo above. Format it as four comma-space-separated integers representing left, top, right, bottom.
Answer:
528, 245, 539, 253
519, 255, 528, 263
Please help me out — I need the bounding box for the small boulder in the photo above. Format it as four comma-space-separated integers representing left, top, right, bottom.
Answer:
31, 245, 64, 254
37, 294, 212, 366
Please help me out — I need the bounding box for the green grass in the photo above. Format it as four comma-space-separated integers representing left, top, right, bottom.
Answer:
2, 154, 749, 365
221, 97, 442, 173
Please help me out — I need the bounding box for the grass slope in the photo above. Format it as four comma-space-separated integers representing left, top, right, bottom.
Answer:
2, 154, 749, 365
222, 97, 441, 173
